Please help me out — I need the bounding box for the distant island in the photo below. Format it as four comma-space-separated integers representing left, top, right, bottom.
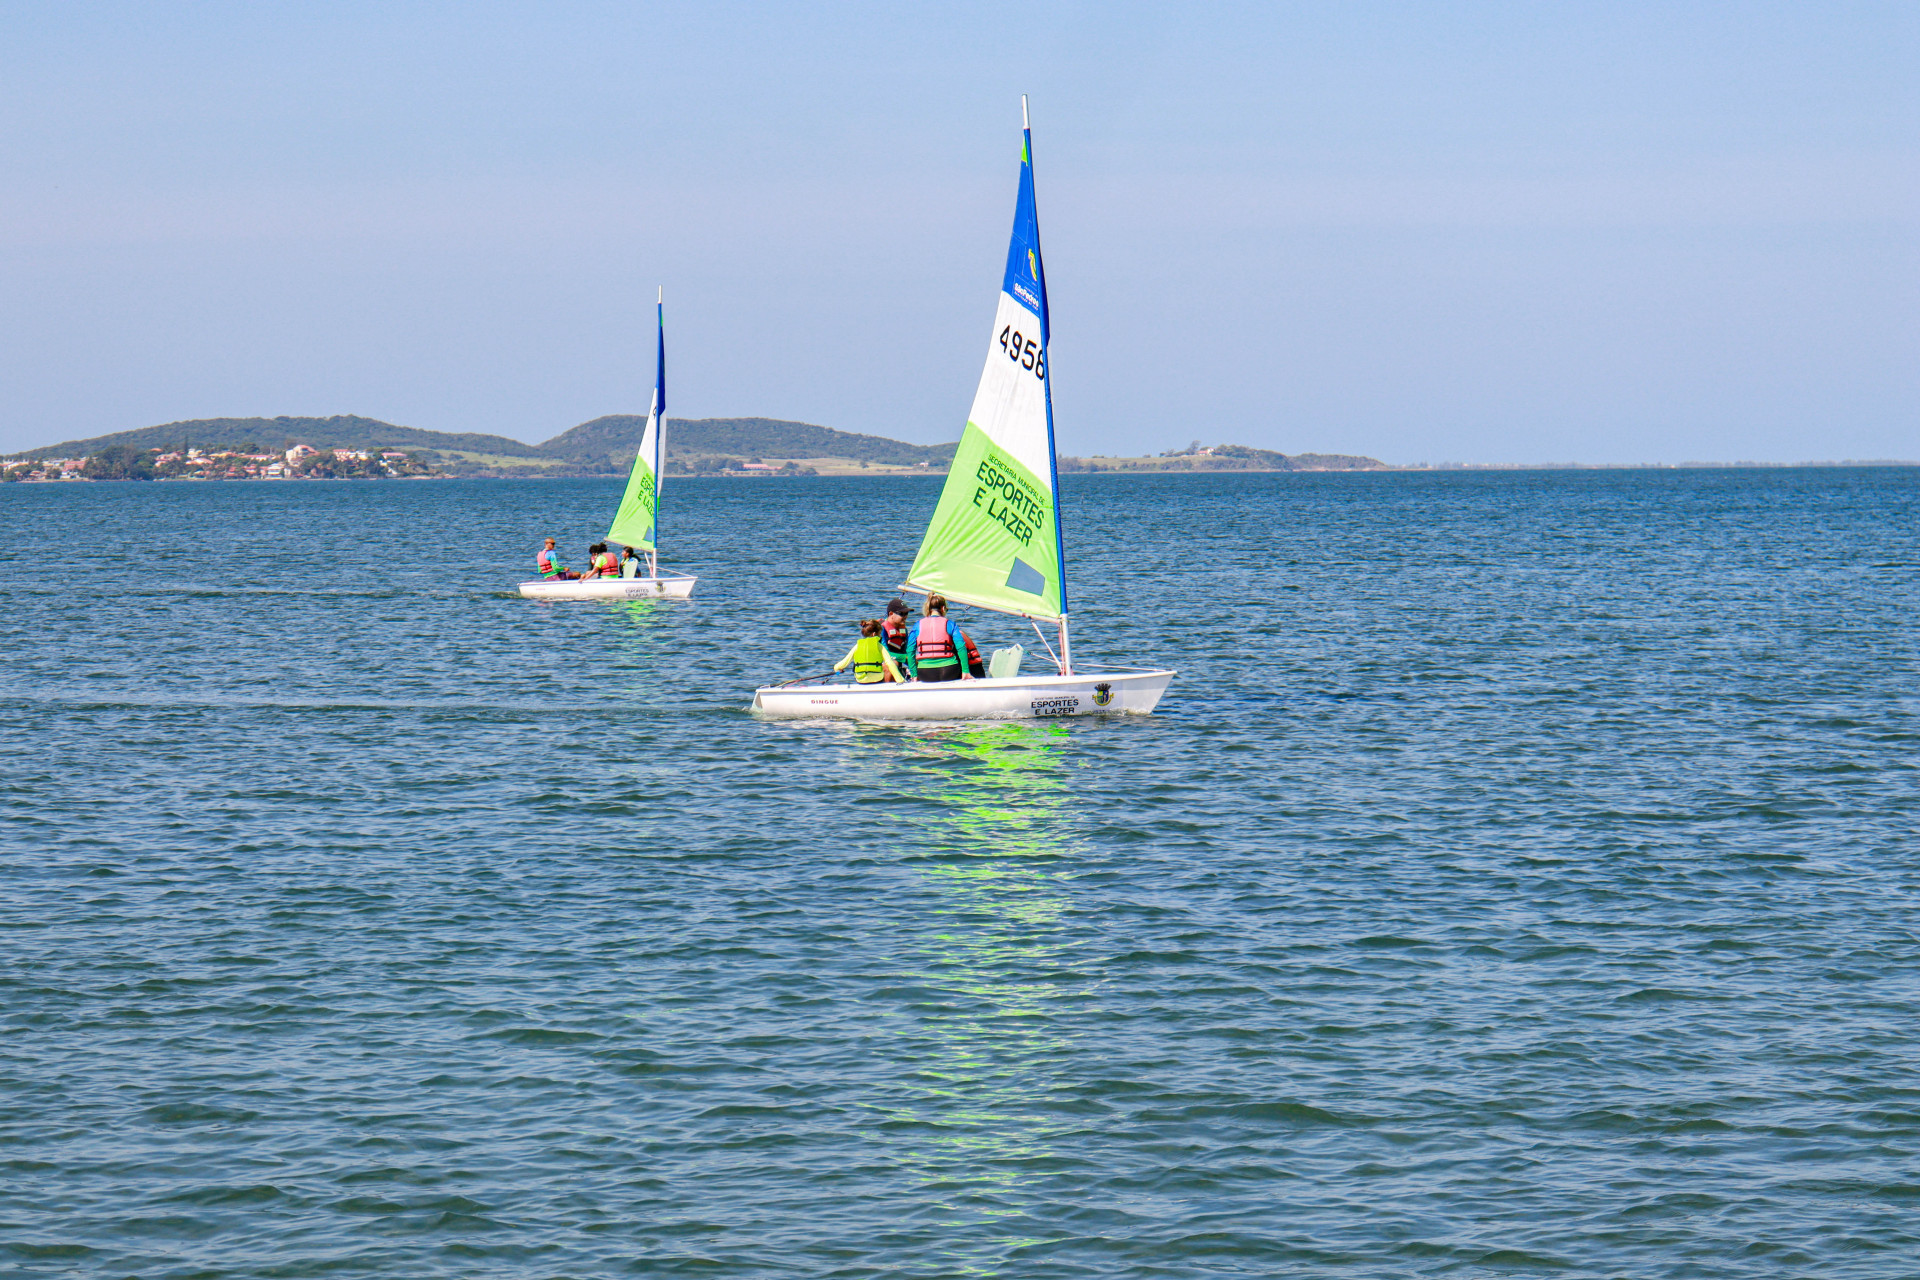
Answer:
1062, 442, 1386, 473
3, 414, 1388, 482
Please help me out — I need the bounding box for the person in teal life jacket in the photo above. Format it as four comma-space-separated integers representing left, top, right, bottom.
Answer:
834, 619, 905, 684
535, 537, 579, 580
910, 594, 975, 683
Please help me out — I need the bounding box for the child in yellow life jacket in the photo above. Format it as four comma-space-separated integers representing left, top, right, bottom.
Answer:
835, 619, 905, 684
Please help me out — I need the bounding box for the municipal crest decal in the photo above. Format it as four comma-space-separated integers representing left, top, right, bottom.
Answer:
1091, 682, 1113, 708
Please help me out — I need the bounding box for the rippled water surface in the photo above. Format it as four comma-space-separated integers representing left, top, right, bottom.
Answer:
4, 469, 1919, 1278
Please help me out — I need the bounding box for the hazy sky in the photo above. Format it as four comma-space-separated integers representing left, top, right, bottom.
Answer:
3, 1, 1915, 462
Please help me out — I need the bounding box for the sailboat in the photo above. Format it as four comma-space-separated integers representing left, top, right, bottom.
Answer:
520, 289, 697, 600
752, 100, 1175, 720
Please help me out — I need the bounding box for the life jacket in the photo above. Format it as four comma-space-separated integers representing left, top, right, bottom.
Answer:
536, 547, 562, 577
881, 619, 910, 655
915, 616, 957, 664
849, 635, 890, 683
622, 557, 641, 579
592, 551, 619, 577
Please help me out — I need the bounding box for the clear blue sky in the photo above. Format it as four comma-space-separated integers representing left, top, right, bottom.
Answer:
3, 1, 1914, 462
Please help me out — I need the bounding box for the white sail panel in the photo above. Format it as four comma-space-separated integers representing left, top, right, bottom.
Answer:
967, 291, 1053, 483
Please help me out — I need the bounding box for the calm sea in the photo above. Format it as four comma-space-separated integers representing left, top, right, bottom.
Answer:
3, 469, 1917, 1278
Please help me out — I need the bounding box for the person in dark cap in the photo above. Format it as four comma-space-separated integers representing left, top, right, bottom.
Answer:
881, 598, 916, 679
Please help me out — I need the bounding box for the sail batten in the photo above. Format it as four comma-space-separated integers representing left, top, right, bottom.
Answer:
904, 112, 1067, 623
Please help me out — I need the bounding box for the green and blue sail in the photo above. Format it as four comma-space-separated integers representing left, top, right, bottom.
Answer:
905, 118, 1069, 623
607, 295, 666, 552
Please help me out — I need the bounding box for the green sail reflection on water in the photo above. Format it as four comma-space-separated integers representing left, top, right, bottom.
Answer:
835, 723, 1083, 1214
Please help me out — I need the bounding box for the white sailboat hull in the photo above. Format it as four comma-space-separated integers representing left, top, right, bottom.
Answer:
751, 668, 1174, 721
519, 573, 696, 601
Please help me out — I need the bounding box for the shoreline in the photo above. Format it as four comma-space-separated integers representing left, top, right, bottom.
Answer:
12, 460, 1917, 484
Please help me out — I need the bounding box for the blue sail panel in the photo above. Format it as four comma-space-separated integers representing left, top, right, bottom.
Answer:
1000, 132, 1049, 343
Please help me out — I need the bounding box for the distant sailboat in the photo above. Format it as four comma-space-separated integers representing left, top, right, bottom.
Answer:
521, 289, 697, 600
753, 100, 1174, 719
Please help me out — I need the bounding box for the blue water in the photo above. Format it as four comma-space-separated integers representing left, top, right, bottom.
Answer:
3, 469, 1918, 1278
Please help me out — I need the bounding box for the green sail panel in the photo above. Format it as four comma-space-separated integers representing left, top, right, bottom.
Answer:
906, 420, 1063, 621
605, 409, 659, 551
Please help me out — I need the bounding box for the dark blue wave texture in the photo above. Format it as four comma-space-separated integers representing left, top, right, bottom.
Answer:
4, 468, 1918, 1278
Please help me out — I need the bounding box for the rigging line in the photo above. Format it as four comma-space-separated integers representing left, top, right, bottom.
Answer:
1031, 619, 1061, 669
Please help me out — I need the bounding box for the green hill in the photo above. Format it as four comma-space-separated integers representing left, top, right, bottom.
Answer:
19, 415, 547, 462
541, 416, 958, 470
21, 413, 960, 475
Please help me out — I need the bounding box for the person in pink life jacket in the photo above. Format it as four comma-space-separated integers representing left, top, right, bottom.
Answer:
911, 594, 974, 683
535, 537, 579, 580
582, 542, 620, 579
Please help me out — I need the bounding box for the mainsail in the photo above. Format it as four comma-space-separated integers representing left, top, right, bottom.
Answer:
905, 99, 1068, 628
607, 290, 666, 553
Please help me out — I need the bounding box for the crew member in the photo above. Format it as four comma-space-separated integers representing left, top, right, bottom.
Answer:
535, 537, 579, 580
834, 619, 904, 684
881, 599, 915, 678
585, 542, 620, 579
912, 595, 973, 683
621, 546, 645, 579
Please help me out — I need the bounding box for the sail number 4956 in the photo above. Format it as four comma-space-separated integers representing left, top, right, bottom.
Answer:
999, 326, 1045, 380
